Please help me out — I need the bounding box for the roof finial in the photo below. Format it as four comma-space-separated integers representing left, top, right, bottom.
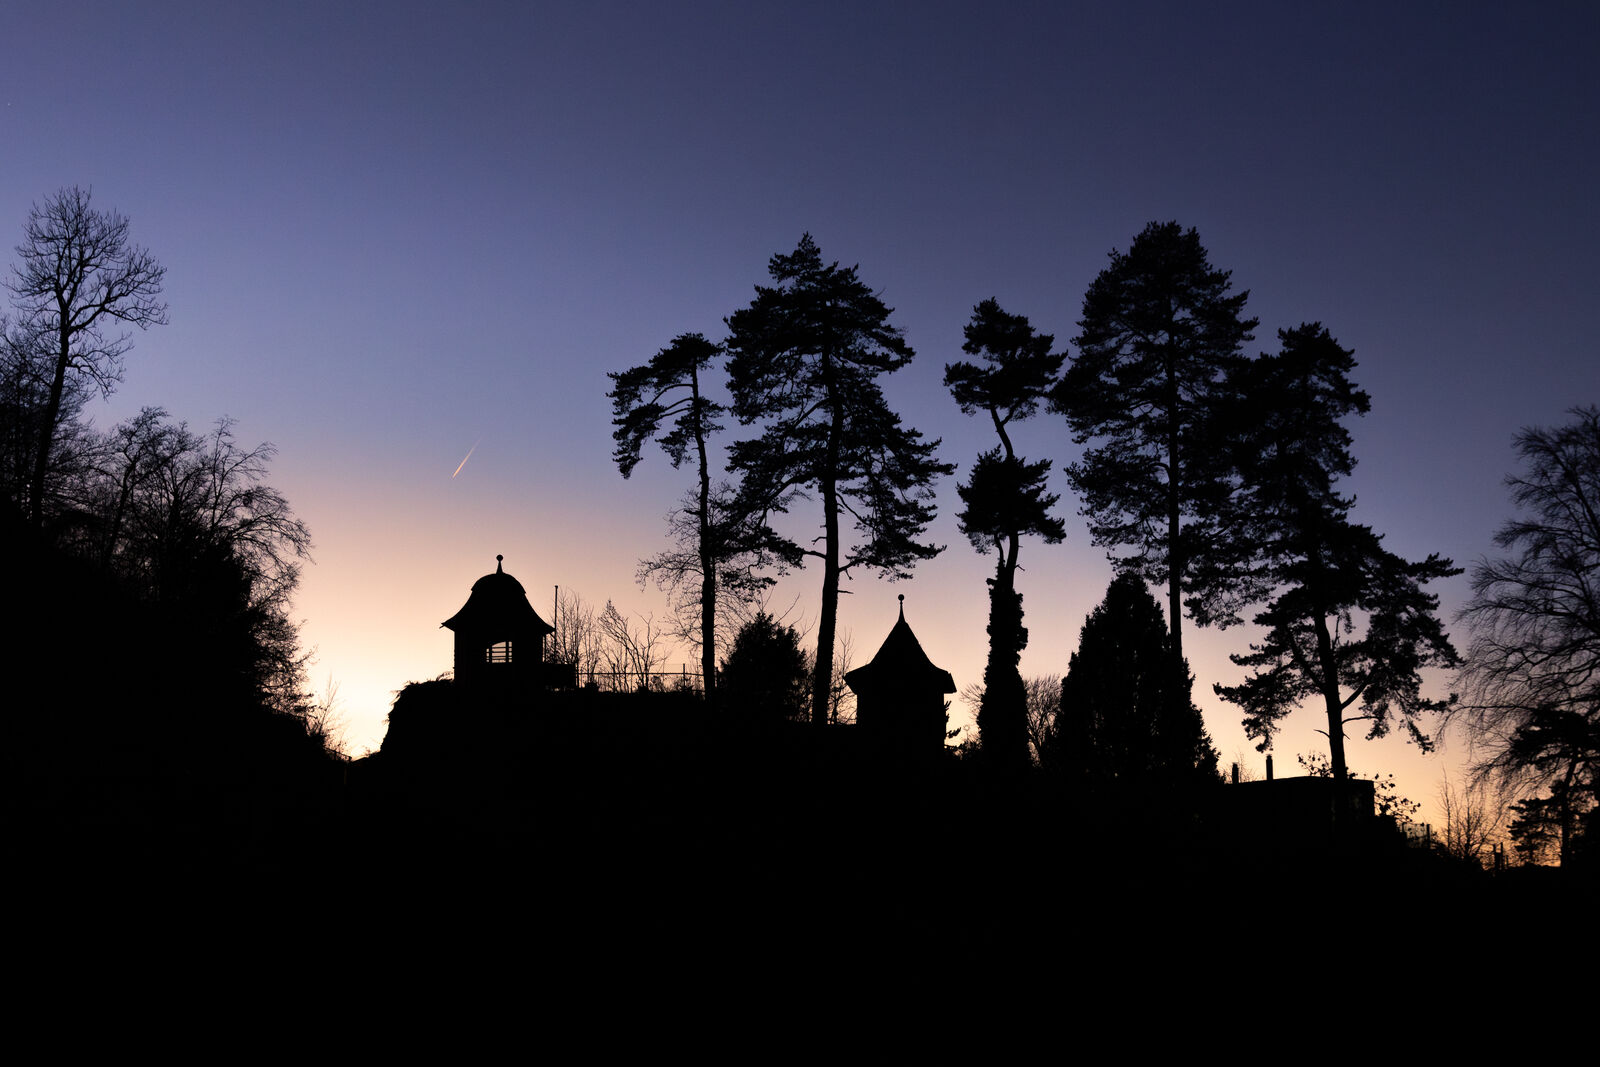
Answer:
898, 593, 905, 619
496, 554, 504, 573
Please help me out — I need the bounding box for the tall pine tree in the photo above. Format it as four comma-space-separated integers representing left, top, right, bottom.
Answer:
945, 299, 1066, 773
1051, 222, 1256, 708
1215, 324, 1459, 783
725, 235, 953, 725
609, 333, 758, 703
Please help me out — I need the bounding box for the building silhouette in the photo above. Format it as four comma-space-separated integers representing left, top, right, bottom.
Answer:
441, 554, 569, 701
846, 594, 956, 758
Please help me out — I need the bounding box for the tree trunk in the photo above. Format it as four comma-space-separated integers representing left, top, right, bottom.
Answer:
1311, 608, 1352, 832
813, 380, 844, 726
979, 552, 1029, 773
1165, 355, 1186, 724
815, 468, 839, 726
700, 559, 716, 703
1309, 600, 1347, 783
27, 330, 71, 528
693, 367, 716, 706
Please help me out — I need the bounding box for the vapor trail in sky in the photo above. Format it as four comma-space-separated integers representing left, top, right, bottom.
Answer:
452, 435, 483, 478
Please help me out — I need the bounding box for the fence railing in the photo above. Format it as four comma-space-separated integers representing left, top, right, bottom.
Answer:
570, 665, 705, 694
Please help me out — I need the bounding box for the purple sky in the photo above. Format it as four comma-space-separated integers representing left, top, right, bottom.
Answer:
5, 2, 1595, 820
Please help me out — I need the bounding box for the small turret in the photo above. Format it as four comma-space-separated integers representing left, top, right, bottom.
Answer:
442, 555, 555, 699
845, 595, 955, 756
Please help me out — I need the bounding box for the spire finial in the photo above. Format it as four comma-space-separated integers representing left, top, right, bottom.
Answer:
898, 593, 905, 619
496, 554, 504, 573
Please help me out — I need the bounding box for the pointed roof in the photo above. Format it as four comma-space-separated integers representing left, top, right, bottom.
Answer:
845, 595, 956, 694
442, 555, 554, 636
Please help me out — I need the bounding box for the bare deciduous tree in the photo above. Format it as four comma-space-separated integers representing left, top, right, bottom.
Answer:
1229, 748, 1261, 783
960, 673, 1062, 766
65, 409, 313, 713
1023, 674, 1061, 767
303, 676, 349, 759
636, 482, 773, 685
811, 625, 857, 725
1450, 406, 1599, 830
1437, 771, 1508, 868
548, 586, 601, 683
1, 324, 95, 518
597, 600, 670, 690
6, 187, 167, 527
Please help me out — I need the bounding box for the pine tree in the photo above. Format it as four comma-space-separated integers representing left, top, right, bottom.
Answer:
945, 299, 1065, 773
1051, 221, 1256, 704
609, 333, 762, 702
725, 235, 953, 725
1214, 324, 1459, 783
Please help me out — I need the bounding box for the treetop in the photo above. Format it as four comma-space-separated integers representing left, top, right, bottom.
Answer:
945, 298, 1065, 429
607, 332, 724, 478
1058, 220, 1256, 442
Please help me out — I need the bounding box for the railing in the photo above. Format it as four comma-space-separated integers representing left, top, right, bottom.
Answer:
564, 665, 705, 694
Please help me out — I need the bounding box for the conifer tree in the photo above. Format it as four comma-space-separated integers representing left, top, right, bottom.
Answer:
609, 333, 745, 701
725, 235, 953, 725
1215, 325, 1459, 783
1055, 573, 1217, 791
945, 299, 1065, 772
1051, 221, 1256, 702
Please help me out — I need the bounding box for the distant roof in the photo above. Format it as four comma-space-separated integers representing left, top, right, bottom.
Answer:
442, 555, 555, 636
845, 596, 956, 694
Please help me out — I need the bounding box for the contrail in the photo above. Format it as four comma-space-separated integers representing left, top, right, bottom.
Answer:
452, 435, 483, 478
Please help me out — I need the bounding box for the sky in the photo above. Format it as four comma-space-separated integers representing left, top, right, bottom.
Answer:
3, 1, 1594, 825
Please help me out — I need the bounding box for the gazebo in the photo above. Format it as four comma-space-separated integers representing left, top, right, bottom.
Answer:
845, 595, 956, 756
442, 555, 556, 698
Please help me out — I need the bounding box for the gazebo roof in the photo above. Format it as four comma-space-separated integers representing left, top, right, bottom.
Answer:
442, 555, 554, 636
845, 595, 955, 695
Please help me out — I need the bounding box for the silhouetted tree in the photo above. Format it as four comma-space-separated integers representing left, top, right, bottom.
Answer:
78, 406, 183, 567
725, 234, 954, 725
720, 612, 809, 722
609, 334, 764, 702
548, 586, 602, 684
78, 412, 314, 712
806, 624, 858, 725
1054, 573, 1217, 792
1215, 325, 1459, 784
597, 600, 670, 690
632, 482, 773, 686
1449, 406, 1599, 842
1051, 221, 1256, 704
960, 674, 1061, 766
1437, 771, 1508, 868
946, 299, 1066, 774
1, 324, 93, 523
1507, 786, 1588, 866
6, 187, 167, 528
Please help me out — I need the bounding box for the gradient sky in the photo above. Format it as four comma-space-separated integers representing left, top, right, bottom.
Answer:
4, 1, 1594, 825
